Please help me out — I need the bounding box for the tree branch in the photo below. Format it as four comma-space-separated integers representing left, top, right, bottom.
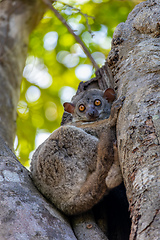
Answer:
43, 0, 99, 70
54, 1, 94, 35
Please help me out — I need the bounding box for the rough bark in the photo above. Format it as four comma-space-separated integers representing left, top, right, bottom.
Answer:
71, 211, 108, 240
107, 0, 160, 239
0, 0, 46, 148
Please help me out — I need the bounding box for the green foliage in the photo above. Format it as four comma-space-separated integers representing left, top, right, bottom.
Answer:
15, 0, 141, 167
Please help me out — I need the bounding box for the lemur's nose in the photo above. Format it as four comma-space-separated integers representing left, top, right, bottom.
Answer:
87, 107, 99, 119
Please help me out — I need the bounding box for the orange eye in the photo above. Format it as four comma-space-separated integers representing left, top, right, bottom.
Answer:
79, 104, 85, 112
94, 99, 101, 106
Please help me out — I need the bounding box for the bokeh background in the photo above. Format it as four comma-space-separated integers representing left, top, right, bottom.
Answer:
15, 0, 143, 167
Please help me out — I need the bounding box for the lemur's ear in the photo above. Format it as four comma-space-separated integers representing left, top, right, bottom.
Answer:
103, 88, 116, 102
63, 102, 75, 114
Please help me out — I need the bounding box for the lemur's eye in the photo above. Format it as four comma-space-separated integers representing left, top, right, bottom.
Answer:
79, 104, 86, 112
94, 99, 101, 106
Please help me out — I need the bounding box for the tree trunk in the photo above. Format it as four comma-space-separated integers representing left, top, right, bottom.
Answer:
0, 0, 46, 148
107, 0, 160, 239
